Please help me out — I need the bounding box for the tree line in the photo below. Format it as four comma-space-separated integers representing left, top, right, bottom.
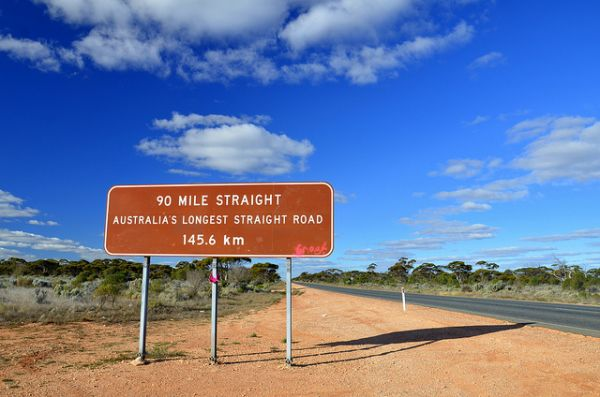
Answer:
295, 257, 600, 292
0, 257, 281, 288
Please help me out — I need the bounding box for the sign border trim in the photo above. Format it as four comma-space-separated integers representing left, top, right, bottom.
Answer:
103, 181, 334, 258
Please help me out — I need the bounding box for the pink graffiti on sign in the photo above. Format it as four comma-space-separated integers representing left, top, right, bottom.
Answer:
295, 241, 329, 256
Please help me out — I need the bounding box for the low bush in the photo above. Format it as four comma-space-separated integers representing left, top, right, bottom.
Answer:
15, 277, 33, 287
34, 288, 49, 304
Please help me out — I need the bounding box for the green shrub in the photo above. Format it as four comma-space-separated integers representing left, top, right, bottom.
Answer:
149, 279, 165, 294
562, 271, 586, 291
71, 270, 100, 286
94, 275, 125, 307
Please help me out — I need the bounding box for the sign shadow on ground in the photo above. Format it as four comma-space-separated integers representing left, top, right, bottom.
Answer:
220, 323, 531, 367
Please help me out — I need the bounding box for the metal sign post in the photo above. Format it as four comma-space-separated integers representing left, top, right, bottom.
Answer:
210, 258, 218, 363
104, 182, 334, 366
286, 257, 293, 366
133, 256, 151, 365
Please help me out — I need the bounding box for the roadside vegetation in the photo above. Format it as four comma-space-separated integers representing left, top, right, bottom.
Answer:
0, 257, 283, 324
295, 257, 600, 305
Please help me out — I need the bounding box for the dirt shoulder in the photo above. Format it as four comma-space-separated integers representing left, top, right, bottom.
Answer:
1, 286, 599, 396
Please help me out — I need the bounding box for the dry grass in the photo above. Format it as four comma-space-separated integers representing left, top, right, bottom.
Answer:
409, 283, 600, 305
303, 281, 600, 305
0, 282, 282, 324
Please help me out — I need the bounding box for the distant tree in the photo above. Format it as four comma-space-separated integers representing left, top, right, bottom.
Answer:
475, 260, 499, 271
388, 257, 416, 281
445, 261, 472, 285
562, 267, 586, 291
587, 268, 600, 279
26, 259, 60, 276
513, 266, 555, 285
172, 261, 193, 280
367, 263, 377, 273
250, 263, 281, 284
219, 257, 251, 282
189, 257, 252, 282
551, 258, 579, 283
228, 266, 252, 290
411, 262, 441, 281
192, 258, 213, 271
473, 261, 499, 282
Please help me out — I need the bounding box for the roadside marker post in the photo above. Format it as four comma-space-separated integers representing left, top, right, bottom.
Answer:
210, 257, 218, 364
402, 287, 406, 312
286, 257, 293, 366
134, 256, 151, 365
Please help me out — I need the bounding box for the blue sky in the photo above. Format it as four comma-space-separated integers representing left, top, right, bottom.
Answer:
1, 0, 600, 275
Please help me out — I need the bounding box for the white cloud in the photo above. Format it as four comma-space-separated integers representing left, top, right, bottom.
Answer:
28, 220, 59, 226
0, 189, 39, 218
334, 191, 353, 204
435, 115, 600, 207
403, 200, 492, 219
0, 34, 83, 72
415, 220, 496, 240
436, 158, 484, 178
345, 219, 496, 262
328, 22, 474, 84
475, 246, 556, 258
0, 190, 99, 258
487, 158, 502, 168
431, 157, 502, 179
138, 114, 314, 175
154, 112, 270, 131
0, 228, 103, 258
1, 1, 476, 84
281, 62, 330, 83
497, 109, 530, 122
291, 257, 340, 269
0, 35, 61, 72
507, 116, 558, 143
467, 115, 489, 126
512, 117, 600, 182
73, 27, 170, 73
280, 0, 415, 51
468, 51, 504, 70
460, 201, 491, 211
0, 246, 22, 258
179, 44, 280, 84
37, 0, 134, 26
36, 0, 288, 39
522, 228, 600, 243
167, 168, 205, 177
506, 116, 593, 143
436, 186, 528, 202
436, 177, 530, 202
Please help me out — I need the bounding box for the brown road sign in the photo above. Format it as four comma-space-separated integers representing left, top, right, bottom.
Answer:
104, 182, 334, 257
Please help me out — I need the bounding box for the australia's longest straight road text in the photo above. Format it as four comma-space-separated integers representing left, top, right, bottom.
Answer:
299, 283, 600, 337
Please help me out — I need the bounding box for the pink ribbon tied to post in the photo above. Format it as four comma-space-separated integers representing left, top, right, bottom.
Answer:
209, 273, 220, 284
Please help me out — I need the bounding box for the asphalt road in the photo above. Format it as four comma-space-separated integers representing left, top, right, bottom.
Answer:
298, 283, 600, 337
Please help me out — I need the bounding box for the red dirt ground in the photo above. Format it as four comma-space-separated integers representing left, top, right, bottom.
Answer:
1, 286, 599, 396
